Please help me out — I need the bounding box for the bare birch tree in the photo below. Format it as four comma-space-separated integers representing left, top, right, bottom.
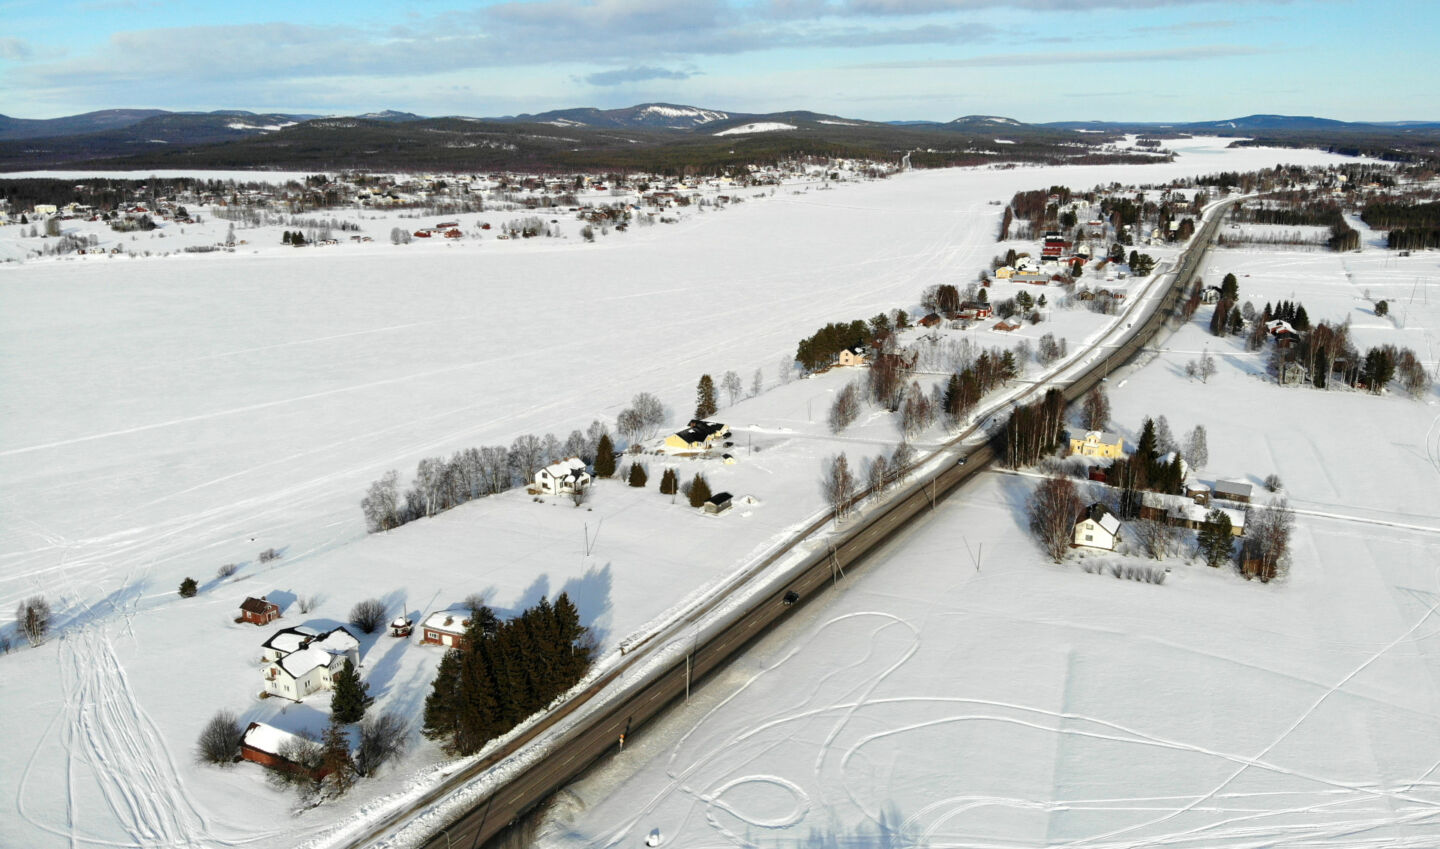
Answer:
1028, 476, 1081, 562
821, 453, 857, 524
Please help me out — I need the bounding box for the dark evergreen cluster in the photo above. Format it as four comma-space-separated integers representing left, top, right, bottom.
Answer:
1360, 200, 1440, 230
1263, 300, 1310, 330
997, 388, 1066, 468
1233, 201, 1344, 227
942, 347, 1018, 424
1108, 417, 1187, 517
422, 594, 593, 756
1365, 198, 1440, 248
794, 320, 872, 373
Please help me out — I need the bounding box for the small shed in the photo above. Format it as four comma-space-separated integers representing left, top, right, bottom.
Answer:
239, 596, 280, 626
704, 492, 733, 514
421, 610, 471, 649
1213, 479, 1253, 504
390, 617, 413, 638
240, 722, 328, 780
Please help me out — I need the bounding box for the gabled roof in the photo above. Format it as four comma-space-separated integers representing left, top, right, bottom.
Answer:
423, 610, 471, 634
276, 646, 339, 678
1214, 479, 1253, 499
1077, 502, 1121, 536
707, 491, 733, 505
262, 626, 317, 654
240, 596, 276, 614
539, 457, 588, 479
673, 420, 727, 444
242, 722, 310, 757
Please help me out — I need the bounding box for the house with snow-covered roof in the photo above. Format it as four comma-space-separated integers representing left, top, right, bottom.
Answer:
837, 347, 867, 367
239, 722, 328, 779
1073, 503, 1122, 551
663, 420, 730, 453
535, 457, 590, 496
421, 610, 473, 649
260, 625, 360, 701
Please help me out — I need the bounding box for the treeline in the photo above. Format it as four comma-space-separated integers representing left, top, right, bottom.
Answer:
1386, 228, 1440, 250
1232, 202, 1344, 227
1008, 185, 1073, 225
1360, 200, 1440, 230
998, 388, 1066, 468
422, 595, 593, 756
361, 422, 612, 533
1108, 417, 1189, 517
0, 176, 295, 211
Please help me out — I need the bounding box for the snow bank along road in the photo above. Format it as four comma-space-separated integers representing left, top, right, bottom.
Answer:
387, 198, 1239, 849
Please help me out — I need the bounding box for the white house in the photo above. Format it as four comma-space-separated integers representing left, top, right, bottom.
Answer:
260, 625, 360, 701
535, 457, 591, 495
1073, 503, 1122, 551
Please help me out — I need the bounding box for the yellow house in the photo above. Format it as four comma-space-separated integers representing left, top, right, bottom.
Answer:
1069, 430, 1126, 459
663, 420, 730, 452
994, 266, 1016, 279
837, 347, 867, 367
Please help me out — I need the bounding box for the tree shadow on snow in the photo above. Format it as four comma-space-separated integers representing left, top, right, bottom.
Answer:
560, 562, 614, 649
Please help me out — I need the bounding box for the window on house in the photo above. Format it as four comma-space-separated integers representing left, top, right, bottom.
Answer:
1085, 534, 1093, 541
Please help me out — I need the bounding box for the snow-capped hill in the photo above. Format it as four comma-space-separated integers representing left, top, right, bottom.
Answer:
355, 110, 425, 123
949, 115, 1024, 127
713, 122, 796, 137
635, 104, 729, 126
485, 103, 739, 130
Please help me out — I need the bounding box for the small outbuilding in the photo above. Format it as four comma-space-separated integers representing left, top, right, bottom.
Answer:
240, 722, 327, 780
1213, 479, 1253, 504
421, 610, 471, 649
390, 617, 413, 638
703, 492, 733, 514
239, 596, 280, 626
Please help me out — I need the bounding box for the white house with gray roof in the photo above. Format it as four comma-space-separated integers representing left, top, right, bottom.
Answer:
260, 625, 360, 701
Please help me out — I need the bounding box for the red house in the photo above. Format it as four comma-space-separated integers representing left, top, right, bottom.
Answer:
240, 722, 329, 780
239, 596, 280, 626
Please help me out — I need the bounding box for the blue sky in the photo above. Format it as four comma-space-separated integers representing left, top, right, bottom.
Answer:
0, 0, 1435, 122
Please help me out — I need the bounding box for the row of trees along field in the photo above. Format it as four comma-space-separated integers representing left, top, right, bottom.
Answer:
1363, 199, 1440, 250
422, 594, 593, 756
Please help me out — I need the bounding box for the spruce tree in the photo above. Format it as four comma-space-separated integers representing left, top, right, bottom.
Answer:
178, 577, 198, 597
658, 468, 678, 495
1220, 272, 1239, 301
695, 375, 718, 419
628, 463, 648, 487
1197, 510, 1234, 567
593, 433, 616, 478
1293, 304, 1310, 330
688, 473, 712, 508
320, 719, 355, 795
1228, 305, 1244, 335
330, 659, 372, 724
1134, 418, 1158, 488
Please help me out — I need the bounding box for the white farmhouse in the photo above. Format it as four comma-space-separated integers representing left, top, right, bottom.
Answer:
535, 457, 591, 495
1073, 503, 1122, 551
260, 625, 361, 701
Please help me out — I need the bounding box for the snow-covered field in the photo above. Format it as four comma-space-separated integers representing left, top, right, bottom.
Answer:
0, 138, 1372, 849
536, 207, 1440, 848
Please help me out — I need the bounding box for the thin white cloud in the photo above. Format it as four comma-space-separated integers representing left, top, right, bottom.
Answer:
854, 44, 1267, 69
583, 66, 696, 86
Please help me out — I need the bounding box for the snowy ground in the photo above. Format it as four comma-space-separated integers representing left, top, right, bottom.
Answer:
0, 139, 1370, 849
535, 212, 1440, 849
